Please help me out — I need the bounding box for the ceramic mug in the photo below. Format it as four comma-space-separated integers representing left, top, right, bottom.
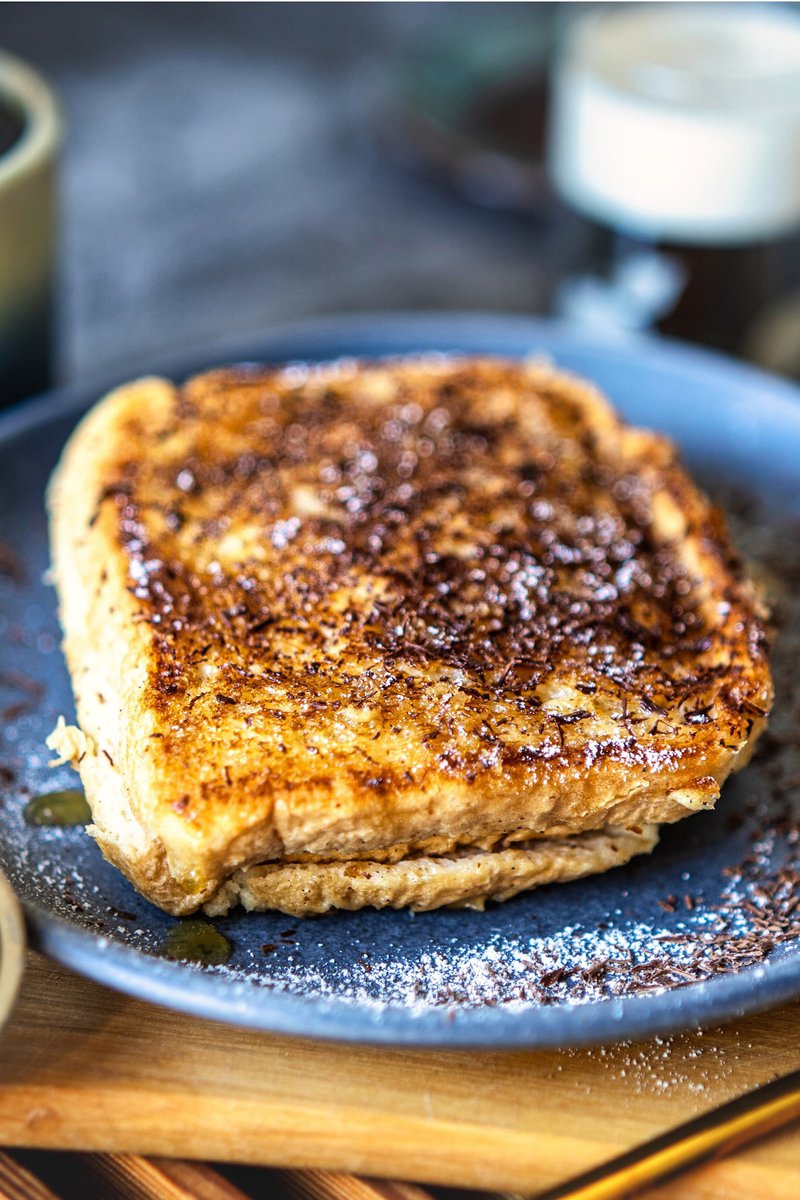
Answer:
0, 867, 24, 1031
0, 50, 60, 408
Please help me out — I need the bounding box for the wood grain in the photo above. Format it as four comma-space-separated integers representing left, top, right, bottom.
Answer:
275, 1170, 434, 1200
81, 1155, 251, 1200
0, 1152, 59, 1200
0, 953, 799, 1195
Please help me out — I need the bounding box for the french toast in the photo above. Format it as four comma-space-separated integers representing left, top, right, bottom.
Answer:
47, 356, 773, 916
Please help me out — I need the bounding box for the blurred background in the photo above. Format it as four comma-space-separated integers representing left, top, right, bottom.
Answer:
4, 1, 800, 400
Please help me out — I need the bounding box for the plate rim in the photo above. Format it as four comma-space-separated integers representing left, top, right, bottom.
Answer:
23, 898, 800, 1047
6, 309, 800, 442
4, 309, 800, 1047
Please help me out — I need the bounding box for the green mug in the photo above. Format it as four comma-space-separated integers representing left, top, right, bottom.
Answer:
0, 50, 60, 408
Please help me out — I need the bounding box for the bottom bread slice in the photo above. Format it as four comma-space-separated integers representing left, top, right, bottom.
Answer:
203, 824, 659, 917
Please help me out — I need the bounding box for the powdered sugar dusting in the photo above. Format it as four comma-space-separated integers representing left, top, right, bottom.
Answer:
2, 469, 800, 1022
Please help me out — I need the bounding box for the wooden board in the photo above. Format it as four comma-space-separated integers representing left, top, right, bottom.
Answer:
1, 952, 800, 1196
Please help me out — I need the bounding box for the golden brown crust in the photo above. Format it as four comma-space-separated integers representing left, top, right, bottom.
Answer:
47, 356, 773, 915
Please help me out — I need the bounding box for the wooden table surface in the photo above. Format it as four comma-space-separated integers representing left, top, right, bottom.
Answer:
1, 952, 799, 1197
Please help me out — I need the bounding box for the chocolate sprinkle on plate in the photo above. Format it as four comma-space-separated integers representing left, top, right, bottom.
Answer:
2, 316, 800, 1046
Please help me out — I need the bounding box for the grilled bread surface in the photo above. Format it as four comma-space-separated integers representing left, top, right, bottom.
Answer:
47, 357, 773, 915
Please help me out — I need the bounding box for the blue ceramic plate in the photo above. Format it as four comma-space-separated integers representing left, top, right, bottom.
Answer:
2, 313, 800, 1047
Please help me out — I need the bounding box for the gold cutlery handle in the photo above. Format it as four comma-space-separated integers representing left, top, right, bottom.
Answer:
537, 1068, 800, 1199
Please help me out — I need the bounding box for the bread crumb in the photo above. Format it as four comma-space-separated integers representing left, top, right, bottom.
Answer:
46, 716, 96, 767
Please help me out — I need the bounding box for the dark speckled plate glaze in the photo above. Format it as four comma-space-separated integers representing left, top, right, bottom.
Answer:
2, 313, 800, 1047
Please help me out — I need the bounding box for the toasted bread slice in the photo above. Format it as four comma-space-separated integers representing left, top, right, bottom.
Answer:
47, 357, 772, 916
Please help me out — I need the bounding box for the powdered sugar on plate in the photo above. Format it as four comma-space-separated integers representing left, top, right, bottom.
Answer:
2, 478, 800, 1018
